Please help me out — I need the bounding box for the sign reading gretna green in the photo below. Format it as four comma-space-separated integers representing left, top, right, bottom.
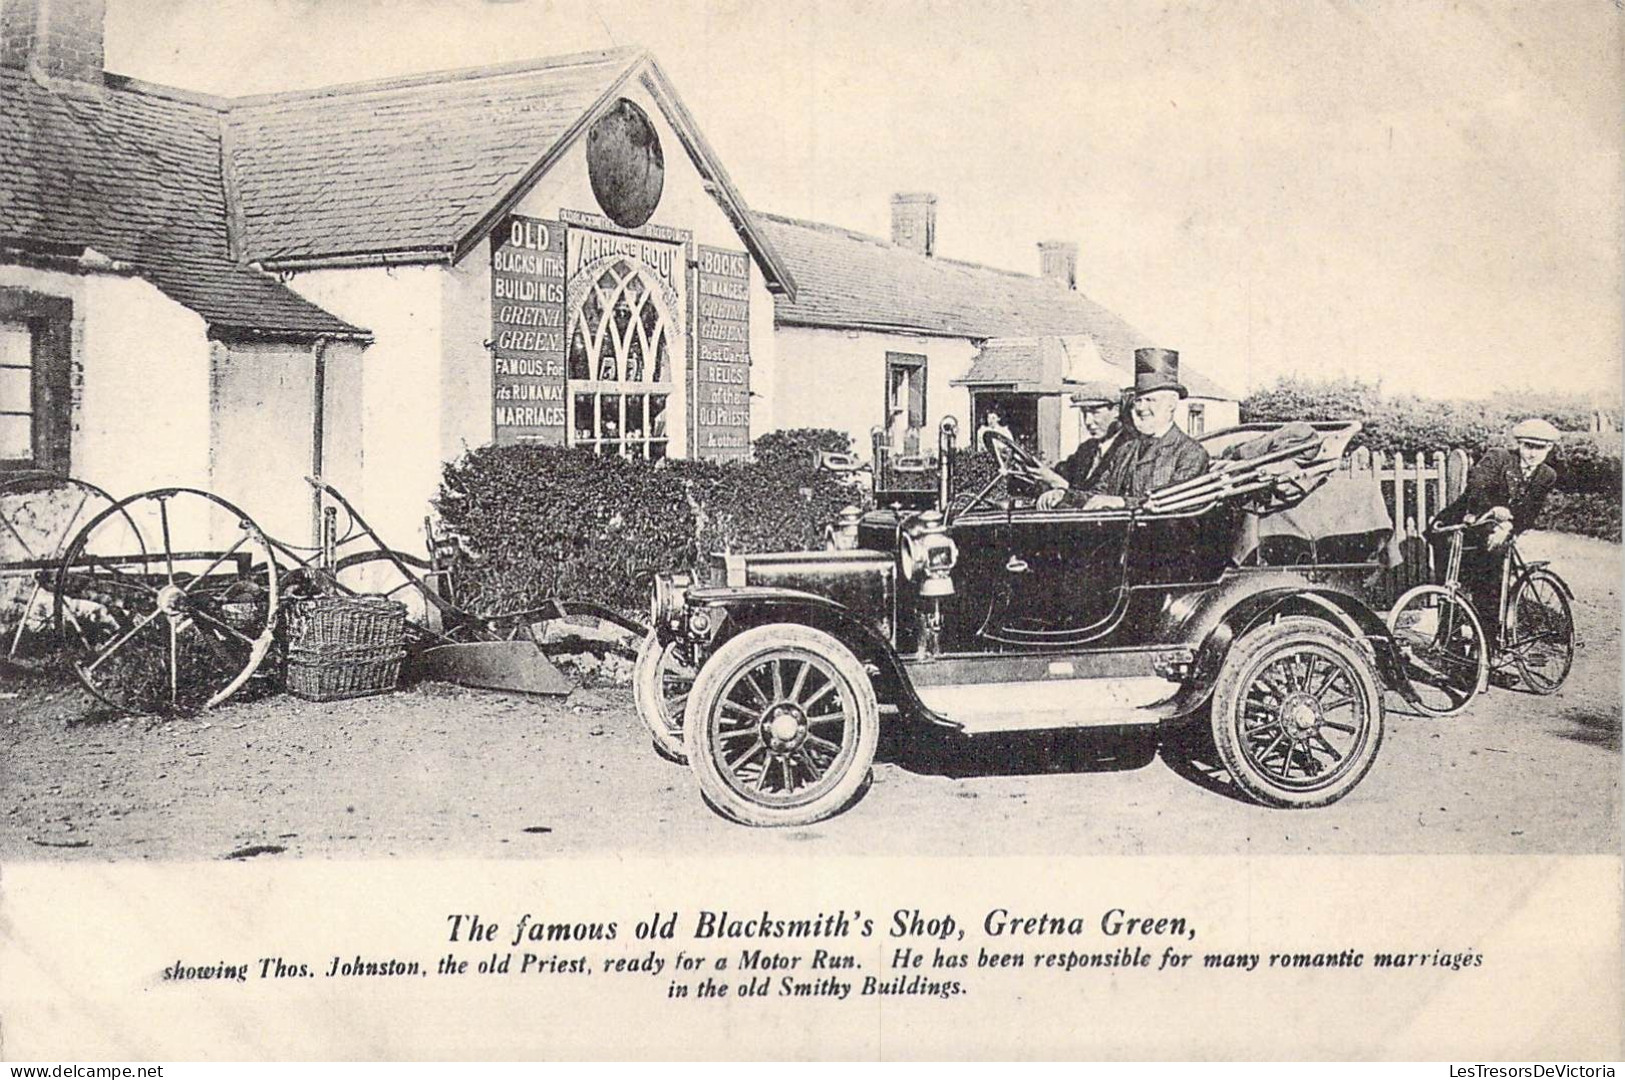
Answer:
491, 215, 567, 445
694, 245, 751, 461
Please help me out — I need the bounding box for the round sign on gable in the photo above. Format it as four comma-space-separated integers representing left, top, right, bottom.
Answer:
587, 98, 665, 229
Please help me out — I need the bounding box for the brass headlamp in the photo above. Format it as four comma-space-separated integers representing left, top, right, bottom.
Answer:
902, 509, 958, 597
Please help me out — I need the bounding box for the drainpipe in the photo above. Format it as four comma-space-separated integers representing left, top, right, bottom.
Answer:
310, 336, 331, 546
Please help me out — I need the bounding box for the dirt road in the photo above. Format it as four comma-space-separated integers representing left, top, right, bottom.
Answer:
1, 531, 1616, 861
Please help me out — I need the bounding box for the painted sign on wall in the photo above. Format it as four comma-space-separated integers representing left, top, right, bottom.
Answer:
490, 215, 567, 444
693, 245, 751, 461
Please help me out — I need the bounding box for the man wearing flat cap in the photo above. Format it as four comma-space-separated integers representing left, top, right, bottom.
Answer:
1051, 381, 1128, 491
1038, 349, 1209, 510
1432, 417, 1561, 638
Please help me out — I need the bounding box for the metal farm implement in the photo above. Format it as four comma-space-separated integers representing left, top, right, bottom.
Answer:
1, 474, 643, 715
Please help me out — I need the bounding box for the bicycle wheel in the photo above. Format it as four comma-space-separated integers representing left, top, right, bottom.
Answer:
1504, 569, 1575, 694
1386, 584, 1487, 716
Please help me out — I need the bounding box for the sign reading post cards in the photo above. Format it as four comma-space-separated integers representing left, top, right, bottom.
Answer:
490, 215, 567, 444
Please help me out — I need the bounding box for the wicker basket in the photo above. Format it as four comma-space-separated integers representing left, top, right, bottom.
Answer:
282, 595, 407, 702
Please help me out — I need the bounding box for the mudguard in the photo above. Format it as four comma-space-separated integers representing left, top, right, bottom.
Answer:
1163, 583, 1407, 722
683, 586, 945, 724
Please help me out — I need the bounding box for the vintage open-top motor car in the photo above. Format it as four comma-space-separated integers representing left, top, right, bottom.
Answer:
638, 418, 1416, 827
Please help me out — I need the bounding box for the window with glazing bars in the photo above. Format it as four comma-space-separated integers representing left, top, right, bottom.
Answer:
565, 257, 674, 460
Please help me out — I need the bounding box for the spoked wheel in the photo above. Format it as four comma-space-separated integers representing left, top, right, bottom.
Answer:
55, 488, 278, 715
684, 624, 878, 827
1504, 569, 1575, 694
1385, 584, 1488, 717
1211, 617, 1384, 808
633, 631, 696, 763
0, 476, 133, 666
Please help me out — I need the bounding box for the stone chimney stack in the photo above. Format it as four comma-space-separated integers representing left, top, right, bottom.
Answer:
890, 193, 937, 257
1038, 241, 1078, 290
1, 0, 107, 84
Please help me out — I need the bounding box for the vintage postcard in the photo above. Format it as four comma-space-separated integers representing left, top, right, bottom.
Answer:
0, 0, 1619, 1061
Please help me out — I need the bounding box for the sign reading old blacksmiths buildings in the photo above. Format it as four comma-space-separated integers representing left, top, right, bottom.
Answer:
694, 245, 751, 461
490, 215, 567, 444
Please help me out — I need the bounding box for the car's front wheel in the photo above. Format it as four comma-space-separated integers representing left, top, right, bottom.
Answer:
684, 624, 878, 827
633, 632, 695, 763
1210, 616, 1384, 808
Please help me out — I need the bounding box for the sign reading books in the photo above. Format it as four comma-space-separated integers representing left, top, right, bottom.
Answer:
693, 245, 751, 461
490, 215, 567, 445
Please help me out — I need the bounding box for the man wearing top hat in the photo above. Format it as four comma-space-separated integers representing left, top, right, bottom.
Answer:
1038, 348, 1210, 510
1430, 417, 1561, 639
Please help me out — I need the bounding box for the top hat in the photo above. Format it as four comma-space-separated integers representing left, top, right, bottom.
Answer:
1126, 348, 1188, 398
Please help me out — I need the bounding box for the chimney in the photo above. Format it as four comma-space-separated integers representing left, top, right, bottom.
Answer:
2, 0, 106, 84
891, 193, 937, 257
1038, 241, 1078, 290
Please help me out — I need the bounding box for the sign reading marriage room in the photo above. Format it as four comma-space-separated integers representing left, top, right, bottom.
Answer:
490, 216, 567, 445
694, 245, 751, 462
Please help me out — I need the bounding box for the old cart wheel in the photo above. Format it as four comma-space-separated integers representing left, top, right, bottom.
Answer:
1, 476, 137, 666
684, 624, 878, 827
1210, 616, 1384, 808
634, 631, 695, 763
55, 488, 278, 715
1504, 569, 1575, 694
1385, 584, 1488, 716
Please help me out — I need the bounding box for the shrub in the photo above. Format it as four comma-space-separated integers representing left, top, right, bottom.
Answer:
751, 428, 854, 469
1539, 492, 1622, 543
1551, 434, 1622, 496
1242, 376, 1621, 461
435, 431, 860, 615
1243, 378, 1623, 541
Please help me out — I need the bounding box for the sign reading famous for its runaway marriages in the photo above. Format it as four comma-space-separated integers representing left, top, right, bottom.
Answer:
694, 245, 751, 462
490, 215, 568, 445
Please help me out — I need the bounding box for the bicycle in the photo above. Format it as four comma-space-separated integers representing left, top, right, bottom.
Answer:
1386, 518, 1576, 716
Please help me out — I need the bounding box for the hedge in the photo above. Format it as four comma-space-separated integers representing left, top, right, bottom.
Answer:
1241, 376, 1621, 459
1539, 492, 1622, 543
435, 431, 860, 614
1242, 377, 1622, 538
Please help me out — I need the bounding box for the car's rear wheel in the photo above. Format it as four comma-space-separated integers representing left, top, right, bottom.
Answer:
633, 631, 695, 763
684, 624, 878, 827
1210, 616, 1384, 808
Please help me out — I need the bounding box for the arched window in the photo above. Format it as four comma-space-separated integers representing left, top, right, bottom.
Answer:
566, 257, 674, 459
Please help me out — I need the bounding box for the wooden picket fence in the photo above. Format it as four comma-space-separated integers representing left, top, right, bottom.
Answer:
1341, 446, 1473, 605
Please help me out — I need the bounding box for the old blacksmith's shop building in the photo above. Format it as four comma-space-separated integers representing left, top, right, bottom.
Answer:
1, 0, 1235, 549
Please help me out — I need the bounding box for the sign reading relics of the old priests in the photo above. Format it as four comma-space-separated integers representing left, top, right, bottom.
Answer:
693, 245, 751, 461
490, 215, 567, 445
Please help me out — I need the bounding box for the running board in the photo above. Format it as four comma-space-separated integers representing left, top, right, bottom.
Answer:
913, 677, 1174, 734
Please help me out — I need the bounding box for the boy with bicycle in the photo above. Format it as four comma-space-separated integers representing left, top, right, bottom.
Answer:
1430, 418, 1561, 641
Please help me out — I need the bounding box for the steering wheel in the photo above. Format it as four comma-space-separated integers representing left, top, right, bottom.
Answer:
979, 427, 1062, 491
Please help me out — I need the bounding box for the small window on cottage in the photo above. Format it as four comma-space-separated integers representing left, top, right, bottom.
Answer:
1185, 402, 1205, 437
884, 352, 927, 455
0, 293, 71, 475
0, 321, 33, 461
566, 257, 674, 459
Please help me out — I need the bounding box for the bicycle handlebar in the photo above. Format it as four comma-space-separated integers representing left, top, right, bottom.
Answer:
1430, 516, 1505, 535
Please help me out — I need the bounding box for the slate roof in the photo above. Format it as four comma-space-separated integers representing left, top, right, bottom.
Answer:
956, 334, 1231, 400
758, 212, 1233, 399
225, 49, 639, 263
0, 67, 364, 338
